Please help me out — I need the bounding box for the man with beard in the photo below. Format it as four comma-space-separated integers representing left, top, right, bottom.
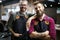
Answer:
26, 1, 56, 40
8, 0, 29, 40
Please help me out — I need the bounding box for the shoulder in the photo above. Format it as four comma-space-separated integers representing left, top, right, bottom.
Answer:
27, 15, 36, 23
26, 15, 36, 28
44, 15, 55, 25
48, 17, 54, 23
12, 12, 19, 20
45, 15, 54, 22
46, 16, 55, 24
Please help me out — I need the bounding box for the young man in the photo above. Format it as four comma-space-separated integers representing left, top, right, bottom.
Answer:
26, 1, 56, 40
8, 0, 29, 40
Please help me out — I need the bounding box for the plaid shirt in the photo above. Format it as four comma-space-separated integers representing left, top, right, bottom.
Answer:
29, 15, 56, 40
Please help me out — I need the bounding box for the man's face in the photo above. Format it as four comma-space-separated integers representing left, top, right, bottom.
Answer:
20, 1, 27, 12
34, 3, 44, 17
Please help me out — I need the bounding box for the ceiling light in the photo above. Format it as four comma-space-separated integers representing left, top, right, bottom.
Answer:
44, 4, 47, 7
48, 0, 55, 2
50, 5, 52, 7
0, 0, 2, 3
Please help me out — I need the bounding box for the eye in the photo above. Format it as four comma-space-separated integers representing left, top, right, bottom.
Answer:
38, 6, 41, 8
21, 4, 27, 6
35, 7, 37, 10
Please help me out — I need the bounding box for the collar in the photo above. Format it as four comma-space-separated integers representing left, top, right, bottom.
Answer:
39, 14, 46, 21
18, 11, 27, 16
34, 14, 46, 21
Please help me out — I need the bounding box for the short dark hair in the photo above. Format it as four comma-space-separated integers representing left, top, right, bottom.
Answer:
19, 0, 28, 6
33, 1, 44, 6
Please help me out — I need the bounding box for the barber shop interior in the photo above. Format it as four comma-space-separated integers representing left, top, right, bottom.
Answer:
0, 0, 60, 40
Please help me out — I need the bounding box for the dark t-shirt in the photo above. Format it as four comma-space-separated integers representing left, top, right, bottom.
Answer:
12, 16, 27, 34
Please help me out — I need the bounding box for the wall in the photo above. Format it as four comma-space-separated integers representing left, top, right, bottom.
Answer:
45, 8, 57, 23
57, 14, 60, 24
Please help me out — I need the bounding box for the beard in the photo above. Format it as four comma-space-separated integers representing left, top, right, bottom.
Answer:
36, 11, 44, 17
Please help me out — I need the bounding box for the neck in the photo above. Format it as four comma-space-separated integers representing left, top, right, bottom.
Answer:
37, 14, 45, 21
19, 11, 25, 14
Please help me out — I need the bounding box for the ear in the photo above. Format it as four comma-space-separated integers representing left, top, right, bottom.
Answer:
42, 5, 45, 10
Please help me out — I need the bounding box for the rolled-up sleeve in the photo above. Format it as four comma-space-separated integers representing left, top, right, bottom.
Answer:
29, 20, 34, 34
49, 18, 56, 40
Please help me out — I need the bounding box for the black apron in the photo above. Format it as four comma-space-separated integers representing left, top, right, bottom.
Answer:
31, 20, 48, 40
12, 16, 27, 40
34, 21, 48, 32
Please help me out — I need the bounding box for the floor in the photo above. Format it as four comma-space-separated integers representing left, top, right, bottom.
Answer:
0, 30, 60, 40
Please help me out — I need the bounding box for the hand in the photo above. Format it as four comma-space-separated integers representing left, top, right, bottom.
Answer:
13, 33, 22, 37
40, 31, 49, 37
41, 33, 46, 37
42, 35, 51, 40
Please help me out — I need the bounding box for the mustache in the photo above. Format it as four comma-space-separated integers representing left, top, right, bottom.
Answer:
36, 11, 44, 17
